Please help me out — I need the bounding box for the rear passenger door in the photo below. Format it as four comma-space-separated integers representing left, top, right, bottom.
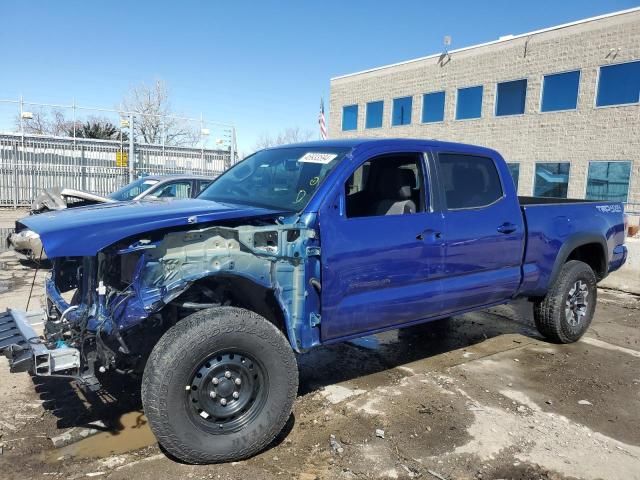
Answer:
433, 151, 524, 314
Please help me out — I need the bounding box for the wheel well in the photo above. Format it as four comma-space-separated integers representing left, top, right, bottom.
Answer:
566, 243, 606, 280
170, 274, 287, 334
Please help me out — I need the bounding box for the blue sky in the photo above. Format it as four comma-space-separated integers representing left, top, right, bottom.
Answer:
1, 0, 638, 153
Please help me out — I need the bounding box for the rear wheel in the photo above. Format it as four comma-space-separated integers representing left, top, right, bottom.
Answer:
142, 306, 298, 464
533, 260, 597, 343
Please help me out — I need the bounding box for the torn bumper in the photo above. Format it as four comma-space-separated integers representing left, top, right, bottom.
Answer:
0, 309, 80, 375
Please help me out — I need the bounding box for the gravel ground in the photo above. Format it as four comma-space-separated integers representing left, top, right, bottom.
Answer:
0, 247, 638, 480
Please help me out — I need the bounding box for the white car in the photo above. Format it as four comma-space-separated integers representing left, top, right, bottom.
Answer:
9, 175, 216, 261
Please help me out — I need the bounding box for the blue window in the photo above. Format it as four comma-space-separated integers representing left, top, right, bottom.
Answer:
342, 105, 358, 131
541, 71, 580, 112
365, 101, 384, 129
422, 91, 446, 123
507, 163, 520, 191
456, 86, 483, 120
534, 162, 570, 198
496, 79, 527, 116
596, 61, 640, 107
586, 161, 632, 202
392, 96, 412, 126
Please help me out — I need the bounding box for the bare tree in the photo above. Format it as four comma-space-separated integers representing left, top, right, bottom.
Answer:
18, 108, 77, 136
121, 80, 199, 147
253, 127, 313, 150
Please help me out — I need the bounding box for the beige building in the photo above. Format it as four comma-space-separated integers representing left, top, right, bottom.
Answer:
329, 8, 640, 209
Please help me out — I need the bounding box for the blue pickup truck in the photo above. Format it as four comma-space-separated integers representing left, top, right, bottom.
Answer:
0, 139, 628, 463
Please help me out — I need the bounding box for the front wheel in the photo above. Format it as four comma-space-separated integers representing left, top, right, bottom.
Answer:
533, 260, 597, 343
142, 306, 298, 464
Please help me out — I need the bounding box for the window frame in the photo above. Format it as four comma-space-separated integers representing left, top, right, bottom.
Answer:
494, 78, 528, 117
342, 151, 431, 220
594, 59, 640, 109
365, 100, 384, 129
538, 69, 581, 113
342, 104, 359, 131
433, 151, 507, 211
391, 96, 413, 127
197, 179, 213, 196
455, 85, 484, 121
584, 160, 633, 202
532, 161, 571, 198
421, 90, 446, 124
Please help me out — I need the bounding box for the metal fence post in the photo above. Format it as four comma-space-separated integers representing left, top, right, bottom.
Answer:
230, 126, 236, 167
12, 142, 18, 209
128, 114, 135, 181
80, 145, 87, 191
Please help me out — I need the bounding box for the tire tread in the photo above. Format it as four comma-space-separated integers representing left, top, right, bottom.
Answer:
141, 306, 298, 464
533, 260, 597, 344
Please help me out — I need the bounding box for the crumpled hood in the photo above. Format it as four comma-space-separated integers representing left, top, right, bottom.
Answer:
31, 187, 112, 212
18, 199, 286, 258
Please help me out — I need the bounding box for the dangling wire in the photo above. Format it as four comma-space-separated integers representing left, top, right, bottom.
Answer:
25, 245, 44, 311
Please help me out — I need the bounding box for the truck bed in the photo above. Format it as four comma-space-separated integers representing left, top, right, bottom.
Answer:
517, 197, 626, 298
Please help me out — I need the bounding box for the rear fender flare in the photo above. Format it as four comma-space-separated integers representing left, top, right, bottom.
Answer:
548, 233, 608, 289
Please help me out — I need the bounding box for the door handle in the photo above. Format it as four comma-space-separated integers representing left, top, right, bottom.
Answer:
497, 222, 517, 234
416, 229, 442, 241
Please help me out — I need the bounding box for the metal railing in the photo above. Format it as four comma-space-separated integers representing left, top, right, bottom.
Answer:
0, 133, 231, 207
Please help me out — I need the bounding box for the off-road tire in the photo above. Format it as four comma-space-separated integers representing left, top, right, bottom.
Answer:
533, 260, 597, 343
141, 306, 298, 464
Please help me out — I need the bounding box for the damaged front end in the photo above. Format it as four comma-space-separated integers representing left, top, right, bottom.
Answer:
3, 216, 322, 390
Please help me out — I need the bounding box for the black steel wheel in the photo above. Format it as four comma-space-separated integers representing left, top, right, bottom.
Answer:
142, 306, 298, 464
186, 351, 268, 434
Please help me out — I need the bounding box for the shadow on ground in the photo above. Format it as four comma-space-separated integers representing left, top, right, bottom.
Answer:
32, 303, 542, 459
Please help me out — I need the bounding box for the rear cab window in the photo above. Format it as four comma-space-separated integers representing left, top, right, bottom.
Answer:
435, 153, 503, 209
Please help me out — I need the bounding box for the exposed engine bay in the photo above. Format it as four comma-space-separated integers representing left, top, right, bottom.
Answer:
37, 217, 322, 389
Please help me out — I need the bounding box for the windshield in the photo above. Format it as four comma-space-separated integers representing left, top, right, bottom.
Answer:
109, 178, 159, 201
198, 147, 349, 210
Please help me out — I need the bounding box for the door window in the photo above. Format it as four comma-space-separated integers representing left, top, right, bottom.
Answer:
151, 180, 193, 199
345, 153, 425, 218
436, 154, 503, 209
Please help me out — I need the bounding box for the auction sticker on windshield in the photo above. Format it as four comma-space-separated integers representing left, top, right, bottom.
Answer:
298, 152, 338, 164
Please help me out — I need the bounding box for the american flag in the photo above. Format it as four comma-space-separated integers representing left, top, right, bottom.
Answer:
318, 98, 327, 140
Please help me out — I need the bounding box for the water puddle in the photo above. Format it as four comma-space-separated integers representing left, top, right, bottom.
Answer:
49, 411, 156, 460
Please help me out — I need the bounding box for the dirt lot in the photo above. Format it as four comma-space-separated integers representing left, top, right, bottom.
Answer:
0, 246, 639, 480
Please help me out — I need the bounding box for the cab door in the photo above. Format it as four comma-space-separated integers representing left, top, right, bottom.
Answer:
318, 147, 445, 341
431, 150, 525, 314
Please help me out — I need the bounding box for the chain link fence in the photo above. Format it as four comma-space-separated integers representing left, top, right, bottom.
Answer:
0, 133, 230, 207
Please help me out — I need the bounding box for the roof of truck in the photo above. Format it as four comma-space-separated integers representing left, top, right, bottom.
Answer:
268, 138, 499, 155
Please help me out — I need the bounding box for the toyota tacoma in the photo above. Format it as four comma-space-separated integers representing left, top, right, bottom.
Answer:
0, 139, 628, 463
